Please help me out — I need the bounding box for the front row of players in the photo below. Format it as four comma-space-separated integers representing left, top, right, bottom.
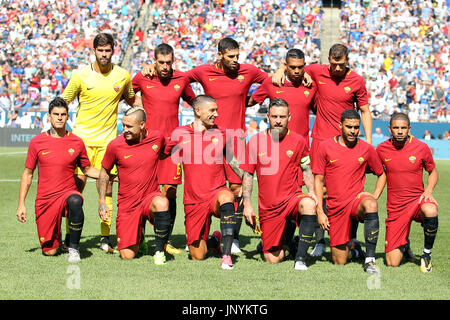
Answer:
17, 96, 439, 273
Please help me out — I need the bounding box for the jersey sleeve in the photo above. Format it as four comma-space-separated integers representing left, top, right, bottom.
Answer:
184, 65, 203, 83
181, 81, 196, 105
304, 64, 320, 82
122, 73, 135, 99
421, 144, 436, 173
251, 65, 268, 84
101, 142, 117, 171
24, 139, 38, 170
76, 139, 91, 169
366, 145, 384, 176
312, 141, 327, 176
131, 72, 143, 93
251, 78, 270, 104
61, 70, 81, 103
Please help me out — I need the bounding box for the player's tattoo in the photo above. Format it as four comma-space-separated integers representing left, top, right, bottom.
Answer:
242, 171, 253, 202
302, 164, 315, 194
97, 168, 110, 200
228, 156, 244, 180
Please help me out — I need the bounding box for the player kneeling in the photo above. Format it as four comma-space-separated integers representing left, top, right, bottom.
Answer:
16, 97, 100, 263
98, 107, 170, 264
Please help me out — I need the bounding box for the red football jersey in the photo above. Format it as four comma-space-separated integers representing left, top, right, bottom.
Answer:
185, 63, 267, 130
313, 136, 384, 212
165, 123, 229, 204
376, 136, 435, 213
240, 130, 309, 212
25, 131, 90, 200
132, 70, 195, 137
251, 77, 316, 141
305, 64, 369, 140
102, 130, 165, 212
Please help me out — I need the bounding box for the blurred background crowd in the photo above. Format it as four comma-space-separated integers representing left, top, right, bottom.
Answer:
0, 0, 448, 133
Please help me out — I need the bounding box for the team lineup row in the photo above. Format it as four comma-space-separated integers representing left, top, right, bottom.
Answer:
16, 33, 439, 273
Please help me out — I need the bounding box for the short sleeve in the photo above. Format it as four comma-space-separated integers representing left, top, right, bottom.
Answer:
312, 141, 327, 176
422, 144, 436, 173
101, 142, 116, 171
24, 139, 38, 170
61, 70, 81, 103
251, 78, 270, 104
366, 145, 384, 176
77, 139, 91, 169
131, 72, 143, 93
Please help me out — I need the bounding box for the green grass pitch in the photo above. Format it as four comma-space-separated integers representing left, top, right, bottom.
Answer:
0, 147, 449, 300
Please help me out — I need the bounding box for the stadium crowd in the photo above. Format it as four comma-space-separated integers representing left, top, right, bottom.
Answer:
339, 0, 450, 123
0, 0, 141, 118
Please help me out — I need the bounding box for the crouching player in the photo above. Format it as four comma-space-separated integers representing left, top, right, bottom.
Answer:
240, 98, 318, 270
16, 97, 99, 263
313, 109, 386, 273
376, 113, 439, 272
98, 107, 171, 264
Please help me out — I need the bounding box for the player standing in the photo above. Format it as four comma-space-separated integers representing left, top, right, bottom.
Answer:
240, 98, 318, 270
132, 43, 196, 255
98, 107, 171, 263
62, 33, 137, 253
16, 97, 99, 263
313, 109, 385, 273
376, 113, 439, 272
273, 43, 373, 257
164, 95, 244, 270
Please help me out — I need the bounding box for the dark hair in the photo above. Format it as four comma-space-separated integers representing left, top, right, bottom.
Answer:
155, 43, 174, 58
268, 98, 289, 110
218, 37, 239, 54
49, 97, 68, 113
192, 95, 216, 109
93, 33, 115, 49
124, 106, 146, 122
389, 112, 410, 126
285, 48, 305, 61
340, 109, 360, 122
329, 43, 348, 60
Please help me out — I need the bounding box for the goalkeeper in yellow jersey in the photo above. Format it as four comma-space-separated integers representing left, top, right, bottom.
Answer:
62, 33, 139, 253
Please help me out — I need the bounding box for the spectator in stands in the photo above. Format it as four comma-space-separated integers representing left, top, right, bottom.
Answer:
373, 127, 385, 139
423, 129, 435, 140
7, 109, 19, 128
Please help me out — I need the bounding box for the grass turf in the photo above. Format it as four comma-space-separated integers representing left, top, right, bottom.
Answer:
0, 147, 449, 300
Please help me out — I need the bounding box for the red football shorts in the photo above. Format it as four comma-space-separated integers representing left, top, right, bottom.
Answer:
34, 190, 83, 253
384, 199, 437, 253
116, 192, 162, 250
157, 156, 182, 185
259, 192, 314, 253
183, 187, 228, 246
328, 194, 371, 247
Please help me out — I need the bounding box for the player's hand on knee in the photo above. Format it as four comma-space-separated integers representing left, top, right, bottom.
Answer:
16, 205, 27, 223
419, 191, 438, 206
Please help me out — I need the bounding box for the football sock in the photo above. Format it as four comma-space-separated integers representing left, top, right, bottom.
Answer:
295, 215, 316, 261
206, 234, 219, 250
233, 196, 244, 241
66, 194, 84, 250
220, 202, 235, 256
350, 218, 359, 240
284, 219, 297, 250
315, 198, 327, 245
100, 195, 113, 237
168, 197, 177, 240
423, 216, 438, 254
364, 212, 379, 259
154, 211, 170, 252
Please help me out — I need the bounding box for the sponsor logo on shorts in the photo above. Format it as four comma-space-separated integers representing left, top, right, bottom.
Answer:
40, 237, 45, 242
304, 90, 310, 97
68, 148, 75, 156
286, 150, 294, 158
344, 86, 351, 93
237, 75, 245, 83
409, 155, 416, 164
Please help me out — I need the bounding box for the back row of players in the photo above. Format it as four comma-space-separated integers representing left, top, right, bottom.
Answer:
16, 33, 439, 273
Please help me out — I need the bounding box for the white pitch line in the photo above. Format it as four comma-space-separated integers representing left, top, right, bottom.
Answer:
0, 151, 28, 155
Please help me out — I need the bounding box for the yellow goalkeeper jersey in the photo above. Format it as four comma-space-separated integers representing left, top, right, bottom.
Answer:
62, 63, 135, 146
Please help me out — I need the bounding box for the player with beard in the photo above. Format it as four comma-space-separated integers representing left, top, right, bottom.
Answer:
132, 43, 196, 255
313, 109, 385, 273
62, 33, 138, 254
376, 113, 439, 272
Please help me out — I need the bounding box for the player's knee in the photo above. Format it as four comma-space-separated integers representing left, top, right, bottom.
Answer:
120, 249, 136, 260
422, 204, 438, 218
67, 194, 83, 210
164, 185, 177, 199
189, 249, 206, 260
43, 248, 58, 256
264, 250, 284, 264
151, 196, 169, 212
229, 184, 241, 196
363, 198, 378, 213
300, 198, 316, 214
218, 190, 235, 204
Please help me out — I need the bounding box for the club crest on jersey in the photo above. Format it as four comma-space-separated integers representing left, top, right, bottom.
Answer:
304, 90, 310, 97
237, 75, 245, 83
211, 137, 219, 145
358, 156, 364, 164
40, 237, 45, 242
286, 150, 294, 158
114, 85, 120, 92
152, 144, 159, 152
344, 86, 351, 93
68, 148, 75, 156
174, 84, 180, 91
409, 155, 416, 164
